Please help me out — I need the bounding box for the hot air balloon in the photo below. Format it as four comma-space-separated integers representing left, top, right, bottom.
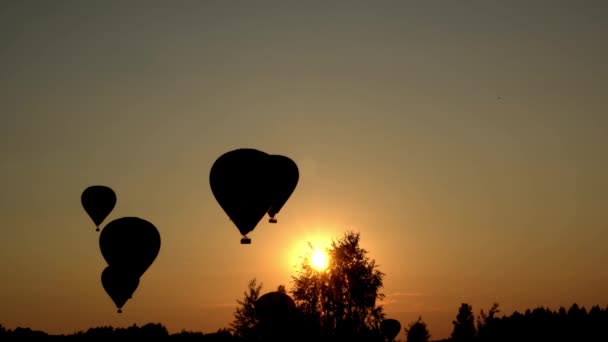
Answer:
209, 148, 276, 244
81, 185, 116, 231
380, 318, 401, 342
99, 217, 161, 277
255, 291, 296, 320
255, 291, 297, 339
101, 266, 140, 313
267, 154, 299, 223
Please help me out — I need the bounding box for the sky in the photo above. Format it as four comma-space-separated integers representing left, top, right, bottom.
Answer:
1, 0, 607, 340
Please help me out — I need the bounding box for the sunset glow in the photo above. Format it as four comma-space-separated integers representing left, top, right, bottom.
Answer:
2, 2, 607, 340
310, 248, 329, 271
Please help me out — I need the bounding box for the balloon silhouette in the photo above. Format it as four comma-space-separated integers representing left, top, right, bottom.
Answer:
255, 291, 296, 327
81, 185, 116, 231
210, 148, 276, 244
267, 154, 299, 223
101, 266, 140, 313
380, 318, 401, 341
99, 217, 161, 277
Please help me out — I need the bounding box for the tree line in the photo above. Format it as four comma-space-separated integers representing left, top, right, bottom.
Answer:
3, 302, 607, 341
436, 302, 608, 342
2, 231, 607, 341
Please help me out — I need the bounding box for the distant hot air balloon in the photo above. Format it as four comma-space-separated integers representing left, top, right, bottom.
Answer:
99, 217, 161, 277
101, 266, 140, 313
267, 154, 299, 223
380, 318, 401, 342
254, 291, 296, 327
209, 148, 276, 244
81, 185, 116, 231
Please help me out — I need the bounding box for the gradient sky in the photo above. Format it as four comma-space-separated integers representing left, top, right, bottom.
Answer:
1, 1, 607, 340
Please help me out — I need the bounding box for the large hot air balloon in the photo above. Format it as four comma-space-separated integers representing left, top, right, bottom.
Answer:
380, 318, 401, 342
81, 185, 116, 231
101, 266, 140, 313
209, 148, 276, 244
99, 217, 161, 277
267, 154, 299, 223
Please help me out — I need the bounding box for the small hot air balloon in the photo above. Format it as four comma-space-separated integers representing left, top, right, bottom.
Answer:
255, 291, 297, 339
380, 318, 401, 342
99, 217, 161, 278
101, 266, 140, 313
255, 291, 296, 320
81, 185, 116, 231
209, 148, 275, 244
267, 154, 299, 223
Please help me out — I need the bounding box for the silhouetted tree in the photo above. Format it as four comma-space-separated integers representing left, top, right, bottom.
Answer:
84, 326, 114, 338
405, 316, 430, 342
231, 278, 262, 340
477, 302, 500, 341
204, 328, 234, 341
451, 303, 476, 342
139, 322, 169, 338
11, 326, 48, 337
170, 329, 205, 340
291, 231, 385, 339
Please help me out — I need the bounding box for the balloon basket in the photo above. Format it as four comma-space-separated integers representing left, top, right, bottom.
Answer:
117, 309, 122, 313
269, 218, 277, 223
96, 227, 100, 232
241, 237, 251, 244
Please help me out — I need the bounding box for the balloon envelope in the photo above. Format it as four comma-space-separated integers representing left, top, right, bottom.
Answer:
381, 318, 401, 341
101, 266, 140, 313
255, 291, 296, 323
81, 185, 116, 230
99, 217, 161, 277
209, 148, 275, 239
267, 155, 299, 222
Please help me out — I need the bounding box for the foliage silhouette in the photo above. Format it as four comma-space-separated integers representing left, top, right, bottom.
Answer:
290, 231, 386, 340
451, 303, 477, 341
230, 278, 262, 340
472, 302, 608, 342
405, 316, 431, 342
3, 303, 608, 340
477, 302, 500, 341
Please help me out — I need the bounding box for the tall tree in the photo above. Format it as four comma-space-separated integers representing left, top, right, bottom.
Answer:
291, 231, 385, 338
451, 303, 477, 342
231, 278, 263, 339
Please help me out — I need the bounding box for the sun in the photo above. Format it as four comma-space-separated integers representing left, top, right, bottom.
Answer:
310, 248, 329, 271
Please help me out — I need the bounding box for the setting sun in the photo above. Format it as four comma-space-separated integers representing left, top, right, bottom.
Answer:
310, 249, 329, 271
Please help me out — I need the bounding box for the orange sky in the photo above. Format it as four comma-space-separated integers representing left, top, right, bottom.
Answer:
1, 1, 607, 340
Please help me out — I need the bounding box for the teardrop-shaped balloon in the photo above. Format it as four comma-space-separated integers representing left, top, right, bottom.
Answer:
209, 148, 275, 243
81, 185, 116, 231
101, 266, 140, 313
380, 318, 401, 341
267, 155, 299, 223
99, 217, 161, 277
